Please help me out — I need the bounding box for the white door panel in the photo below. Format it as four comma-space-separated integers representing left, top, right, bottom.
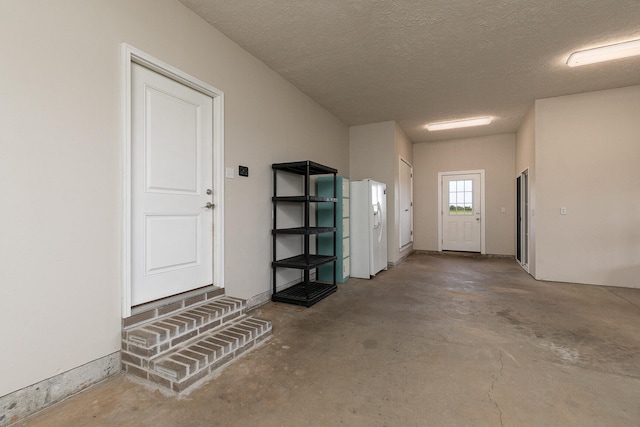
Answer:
132, 63, 213, 305
145, 88, 200, 194
447, 221, 458, 241
145, 214, 200, 274
464, 222, 473, 241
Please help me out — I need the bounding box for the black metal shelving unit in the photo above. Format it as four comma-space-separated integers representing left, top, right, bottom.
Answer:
272, 160, 337, 307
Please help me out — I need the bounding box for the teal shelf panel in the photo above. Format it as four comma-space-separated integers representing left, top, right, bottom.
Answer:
317, 176, 350, 283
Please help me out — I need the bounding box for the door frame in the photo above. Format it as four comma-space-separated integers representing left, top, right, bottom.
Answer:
399, 156, 413, 249
437, 169, 485, 254
121, 44, 225, 317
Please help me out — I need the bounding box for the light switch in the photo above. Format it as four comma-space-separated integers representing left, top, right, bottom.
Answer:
501, 207, 506, 213
225, 167, 234, 179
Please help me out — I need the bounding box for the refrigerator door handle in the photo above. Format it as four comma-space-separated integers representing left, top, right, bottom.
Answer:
373, 202, 381, 229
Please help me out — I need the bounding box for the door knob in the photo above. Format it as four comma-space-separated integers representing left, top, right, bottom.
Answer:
206, 189, 212, 195
205, 202, 215, 209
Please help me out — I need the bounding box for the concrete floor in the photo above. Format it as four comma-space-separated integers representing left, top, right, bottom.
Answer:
16, 253, 640, 426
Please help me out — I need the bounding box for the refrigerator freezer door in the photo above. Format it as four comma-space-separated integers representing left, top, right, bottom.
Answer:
350, 180, 388, 279
370, 182, 388, 275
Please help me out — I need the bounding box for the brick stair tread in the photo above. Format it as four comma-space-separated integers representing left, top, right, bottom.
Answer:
124, 296, 245, 349
151, 316, 272, 386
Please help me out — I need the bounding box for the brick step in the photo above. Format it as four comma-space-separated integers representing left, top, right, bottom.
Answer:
122, 295, 272, 393
149, 316, 272, 392
122, 296, 245, 359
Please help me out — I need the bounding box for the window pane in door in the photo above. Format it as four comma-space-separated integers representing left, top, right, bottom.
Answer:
448, 179, 473, 215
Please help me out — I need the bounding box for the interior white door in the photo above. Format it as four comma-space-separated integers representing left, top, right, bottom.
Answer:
442, 173, 481, 252
131, 63, 213, 305
399, 159, 413, 248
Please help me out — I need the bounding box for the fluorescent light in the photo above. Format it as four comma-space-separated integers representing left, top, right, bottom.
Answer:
426, 116, 492, 131
567, 38, 640, 67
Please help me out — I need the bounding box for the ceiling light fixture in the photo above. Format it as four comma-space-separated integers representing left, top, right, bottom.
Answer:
426, 116, 492, 131
567, 38, 640, 67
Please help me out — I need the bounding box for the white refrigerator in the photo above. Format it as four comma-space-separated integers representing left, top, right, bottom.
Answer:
350, 179, 388, 279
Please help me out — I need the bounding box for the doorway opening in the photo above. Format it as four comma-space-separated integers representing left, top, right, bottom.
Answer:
122, 44, 225, 317
516, 169, 529, 270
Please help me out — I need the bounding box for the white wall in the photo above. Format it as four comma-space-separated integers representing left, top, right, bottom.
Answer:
393, 123, 414, 262
0, 0, 348, 397
349, 121, 412, 264
413, 134, 516, 255
349, 121, 395, 184
515, 106, 536, 275
534, 86, 640, 288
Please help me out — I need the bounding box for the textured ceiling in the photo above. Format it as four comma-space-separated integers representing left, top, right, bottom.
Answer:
179, 0, 640, 142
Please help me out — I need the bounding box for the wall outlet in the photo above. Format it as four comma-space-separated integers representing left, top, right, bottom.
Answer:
239, 165, 249, 177
560, 207, 567, 215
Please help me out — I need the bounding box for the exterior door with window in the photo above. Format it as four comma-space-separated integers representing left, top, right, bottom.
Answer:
442, 173, 481, 252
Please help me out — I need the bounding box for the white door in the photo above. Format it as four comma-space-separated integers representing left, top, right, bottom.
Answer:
442, 173, 481, 252
399, 159, 413, 248
131, 63, 214, 305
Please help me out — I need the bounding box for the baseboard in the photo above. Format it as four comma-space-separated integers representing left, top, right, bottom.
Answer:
248, 272, 318, 309
414, 250, 515, 259
0, 352, 120, 426
388, 249, 414, 267
247, 290, 271, 310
